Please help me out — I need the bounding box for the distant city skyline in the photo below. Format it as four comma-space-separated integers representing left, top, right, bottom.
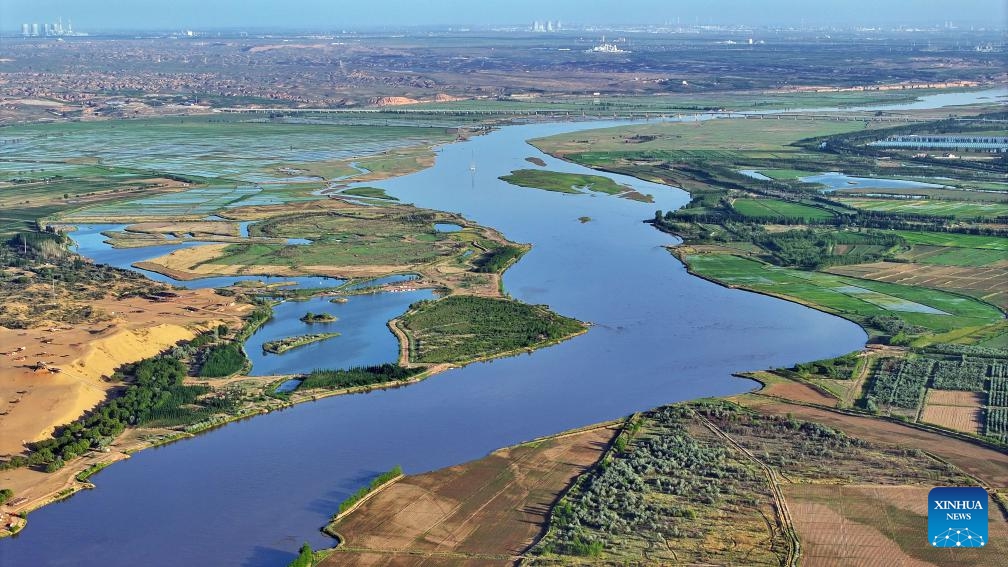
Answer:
1, 0, 1004, 32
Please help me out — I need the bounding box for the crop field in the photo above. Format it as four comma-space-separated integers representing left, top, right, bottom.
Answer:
836, 197, 1008, 219
399, 295, 585, 364
685, 253, 1003, 333
895, 231, 1008, 251
732, 197, 835, 220
785, 484, 1008, 566
319, 425, 618, 567
828, 261, 1008, 311
921, 390, 985, 434
835, 187, 1008, 203
498, 169, 630, 195
897, 245, 1008, 267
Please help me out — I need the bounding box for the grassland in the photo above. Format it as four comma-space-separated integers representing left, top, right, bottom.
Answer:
398, 295, 587, 364
319, 425, 618, 567
128, 201, 515, 298
499, 169, 630, 195
732, 197, 835, 220
837, 197, 1008, 219
336, 187, 398, 201
533, 118, 873, 156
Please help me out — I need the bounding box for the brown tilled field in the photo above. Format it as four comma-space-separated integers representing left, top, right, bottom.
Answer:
922, 390, 985, 435
827, 262, 1008, 310
754, 371, 839, 406
786, 484, 1007, 566
921, 405, 985, 435
319, 425, 618, 567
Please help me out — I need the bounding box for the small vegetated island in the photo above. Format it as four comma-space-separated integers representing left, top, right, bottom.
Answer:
398, 295, 587, 364
499, 169, 654, 202
300, 311, 337, 323
263, 333, 340, 354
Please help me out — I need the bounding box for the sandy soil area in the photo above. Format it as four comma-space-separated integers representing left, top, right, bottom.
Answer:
0, 289, 249, 456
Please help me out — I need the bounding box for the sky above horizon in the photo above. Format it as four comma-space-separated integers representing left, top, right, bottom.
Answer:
1, 0, 1004, 32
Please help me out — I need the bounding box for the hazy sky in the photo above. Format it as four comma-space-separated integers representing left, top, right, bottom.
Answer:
2, 0, 1004, 31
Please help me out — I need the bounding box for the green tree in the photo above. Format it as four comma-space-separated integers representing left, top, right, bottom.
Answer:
287, 543, 313, 567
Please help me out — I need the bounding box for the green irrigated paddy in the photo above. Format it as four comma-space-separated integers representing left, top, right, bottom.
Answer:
732, 198, 835, 220
0, 117, 453, 182
895, 231, 1008, 250
909, 247, 1008, 267
0, 117, 453, 228
686, 253, 1002, 334
837, 198, 1008, 219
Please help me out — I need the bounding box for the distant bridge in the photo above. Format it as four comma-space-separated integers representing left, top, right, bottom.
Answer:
214, 106, 950, 123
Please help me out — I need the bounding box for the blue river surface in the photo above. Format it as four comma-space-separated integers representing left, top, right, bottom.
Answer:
8, 88, 997, 566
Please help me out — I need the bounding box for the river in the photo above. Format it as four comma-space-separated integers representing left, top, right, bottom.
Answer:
5, 88, 1001, 566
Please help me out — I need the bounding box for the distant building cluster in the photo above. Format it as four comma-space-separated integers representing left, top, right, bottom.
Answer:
870, 135, 1008, 153
531, 20, 562, 33
21, 17, 83, 37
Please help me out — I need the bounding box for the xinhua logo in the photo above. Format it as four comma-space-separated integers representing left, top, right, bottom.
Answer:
928, 487, 988, 548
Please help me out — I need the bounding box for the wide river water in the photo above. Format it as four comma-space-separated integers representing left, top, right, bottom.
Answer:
5, 88, 1003, 566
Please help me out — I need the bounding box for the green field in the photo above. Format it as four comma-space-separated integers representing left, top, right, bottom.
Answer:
212, 209, 461, 268
732, 198, 835, 220
895, 231, 1008, 250
0, 117, 451, 225
338, 186, 398, 201
407, 89, 951, 114
0, 117, 451, 182
400, 295, 586, 364
838, 198, 1008, 219
686, 253, 1002, 334
499, 169, 629, 195
910, 247, 1008, 267
533, 119, 870, 155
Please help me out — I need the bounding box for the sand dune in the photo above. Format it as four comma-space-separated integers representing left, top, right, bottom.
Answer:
0, 289, 248, 456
